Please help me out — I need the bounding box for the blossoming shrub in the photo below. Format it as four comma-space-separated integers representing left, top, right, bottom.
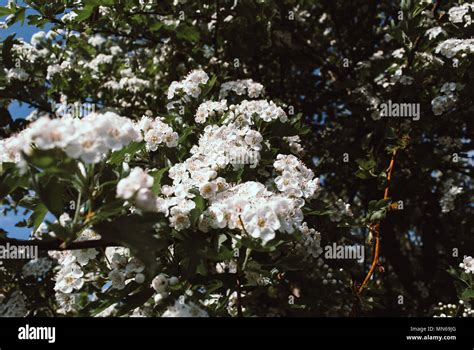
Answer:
0, 70, 357, 316
0, 0, 472, 317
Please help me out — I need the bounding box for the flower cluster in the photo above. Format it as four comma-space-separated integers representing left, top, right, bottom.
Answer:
294, 222, 323, 260
433, 300, 474, 318
274, 154, 320, 199
139, 116, 178, 151
440, 179, 463, 213
0, 112, 142, 165
199, 181, 305, 243
329, 199, 353, 222
105, 247, 145, 290
448, 3, 474, 26
49, 226, 100, 311
224, 100, 288, 126
116, 167, 156, 211
425, 26, 446, 41
170, 124, 262, 187
167, 69, 209, 99
460, 256, 474, 274
162, 298, 209, 317
435, 38, 474, 59
195, 100, 228, 124
5, 67, 29, 82
219, 79, 264, 99
431, 82, 461, 116
283, 135, 305, 155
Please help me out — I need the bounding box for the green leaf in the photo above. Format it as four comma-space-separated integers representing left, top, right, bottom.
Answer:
178, 126, 195, 144
150, 22, 163, 31
202, 75, 217, 97
189, 192, 205, 228
461, 289, 474, 301
108, 142, 144, 165
47, 221, 71, 240
355, 169, 369, 179
150, 167, 169, 195
0, 7, 15, 17
176, 25, 200, 43
37, 176, 65, 218
28, 203, 48, 233
75, 4, 96, 22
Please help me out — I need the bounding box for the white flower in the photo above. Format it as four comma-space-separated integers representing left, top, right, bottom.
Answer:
392, 48, 405, 59
219, 79, 264, 99
448, 3, 474, 26
244, 130, 263, 150
273, 154, 318, 199
435, 38, 474, 59
330, 199, 353, 222
243, 206, 281, 243
54, 263, 84, 294
71, 249, 98, 266
55, 292, 79, 313
199, 182, 217, 199
195, 100, 228, 123
61, 11, 78, 22
425, 26, 445, 40
139, 116, 177, 151
88, 34, 107, 47
169, 208, 191, 230
162, 299, 208, 317
151, 274, 169, 292
460, 256, 474, 274
117, 167, 154, 200
167, 69, 209, 100
1, 112, 141, 165
30, 31, 46, 47
5, 68, 29, 82
440, 180, 463, 213
135, 273, 146, 284
108, 269, 126, 290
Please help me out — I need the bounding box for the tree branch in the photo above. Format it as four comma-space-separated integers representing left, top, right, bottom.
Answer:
357, 149, 398, 295
0, 236, 118, 251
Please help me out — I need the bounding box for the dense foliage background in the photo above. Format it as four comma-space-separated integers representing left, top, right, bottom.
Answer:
0, 0, 472, 317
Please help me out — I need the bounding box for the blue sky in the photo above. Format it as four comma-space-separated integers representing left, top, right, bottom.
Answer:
1, 0, 52, 120
1, 0, 53, 239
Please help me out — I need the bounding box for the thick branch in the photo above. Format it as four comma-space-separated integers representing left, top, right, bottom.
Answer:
0, 236, 118, 251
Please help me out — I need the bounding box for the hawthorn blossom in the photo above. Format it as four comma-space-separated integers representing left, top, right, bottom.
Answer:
116, 167, 154, 200
460, 256, 474, 274
54, 263, 84, 294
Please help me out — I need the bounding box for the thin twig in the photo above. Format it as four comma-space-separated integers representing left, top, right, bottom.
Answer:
357, 149, 397, 295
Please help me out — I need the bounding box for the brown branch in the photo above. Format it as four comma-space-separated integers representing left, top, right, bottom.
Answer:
0, 236, 118, 251
357, 149, 397, 295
